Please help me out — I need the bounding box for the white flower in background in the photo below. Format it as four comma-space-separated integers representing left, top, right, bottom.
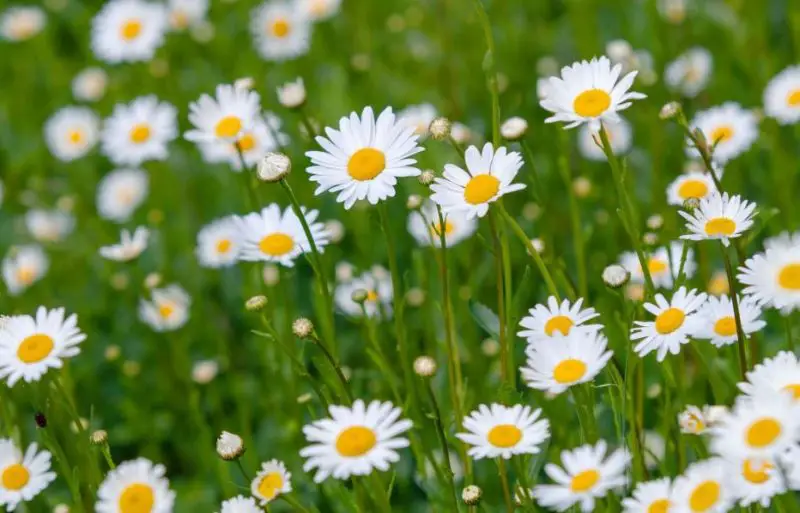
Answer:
397, 103, 437, 137
739, 351, 800, 401
44, 107, 100, 162
306, 106, 423, 209
95, 458, 175, 513
251, 460, 292, 505
196, 217, 242, 268
298, 0, 341, 20
197, 115, 288, 171
456, 403, 550, 460
534, 441, 630, 513
540, 55, 646, 130
91, 0, 168, 63
518, 297, 602, 343
167, 0, 208, 31
665, 47, 713, 98
0, 6, 45, 42
99, 227, 150, 262
139, 284, 191, 332
430, 142, 525, 219
72, 67, 108, 102
680, 193, 756, 247
250, 1, 311, 61
500, 117, 528, 140
0, 307, 86, 387
406, 200, 478, 248
658, 0, 687, 23
621, 478, 671, 513
185, 84, 261, 145
334, 268, 393, 318
2, 245, 48, 296
726, 455, 785, 508
687, 103, 759, 164
97, 168, 149, 223
779, 444, 800, 490
763, 65, 800, 125
693, 295, 765, 348
450, 122, 473, 144
738, 231, 800, 313
0, 440, 56, 511
620, 242, 696, 289
678, 405, 725, 434
101, 95, 177, 166
299, 399, 412, 482
24, 209, 75, 243
670, 458, 734, 513
631, 287, 707, 361
276, 78, 306, 108
219, 495, 261, 513
521, 331, 613, 395
666, 171, 718, 206
577, 118, 632, 161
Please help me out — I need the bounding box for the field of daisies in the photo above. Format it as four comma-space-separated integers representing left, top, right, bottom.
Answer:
3, 0, 800, 512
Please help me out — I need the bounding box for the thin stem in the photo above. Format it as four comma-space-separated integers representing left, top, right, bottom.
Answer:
719, 241, 749, 379
235, 459, 251, 483
99, 441, 116, 470
572, 385, 599, 443
557, 130, 588, 298
281, 494, 314, 513
234, 145, 260, 209
425, 383, 460, 512
497, 458, 515, 513
786, 314, 796, 352
519, 139, 542, 202
487, 209, 509, 388
472, 0, 500, 146
310, 331, 352, 404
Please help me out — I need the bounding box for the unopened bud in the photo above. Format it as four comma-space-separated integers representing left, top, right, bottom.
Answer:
500, 117, 528, 141
418, 170, 435, 186
659, 101, 682, 120
602, 264, 629, 289
216, 431, 245, 460
406, 194, 423, 210
257, 152, 291, 182
413, 356, 437, 377
292, 317, 314, 338
429, 117, 452, 140
462, 485, 483, 505
276, 78, 306, 109
90, 430, 108, 445
246, 295, 267, 311
351, 288, 369, 303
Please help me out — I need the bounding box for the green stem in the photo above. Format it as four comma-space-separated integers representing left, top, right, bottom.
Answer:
786, 314, 796, 352
235, 459, 251, 483
425, 383, 460, 512
281, 494, 314, 513
497, 458, 515, 513
719, 242, 749, 379
473, 0, 500, 146
100, 442, 116, 470
557, 131, 587, 298
572, 385, 599, 443
487, 210, 510, 391
519, 140, 542, 202
310, 331, 352, 404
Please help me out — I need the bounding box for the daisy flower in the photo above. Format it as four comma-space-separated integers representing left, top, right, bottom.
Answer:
101, 95, 177, 166
298, 0, 342, 20
664, 47, 713, 98
520, 331, 613, 395
185, 84, 261, 145
0, 6, 45, 42
666, 171, 718, 206
763, 65, 800, 125
167, 0, 208, 31
621, 478, 672, 513
687, 103, 758, 164
306, 106, 423, 209
455, 403, 550, 460
577, 118, 632, 161
196, 217, 242, 268
44, 107, 100, 162
72, 67, 108, 103
95, 458, 175, 513
0, 440, 56, 511
334, 267, 393, 318
250, 1, 311, 61
97, 168, 149, 223
234, 204, 329, 267
670, 458, 734, 513
299, 399, 413, 482
251, 459, 292, 505
406, 200, 478, 248
739, 351, 800, 401
738, 232, 800, 313
139, 284, 191, 332
726, 455, 785, 508
2, 245, 48, 296
0, 307, 85, 387
197, 115, 288, 171
779, 444, 800, 490
693, 295, 765, 347
99, 227, 150, 262
24, 209, 75, 243
218, 495, 261, 513
680, 193, 756, 247
620, 242, 696, 289
678, 405, 728, 434
630, 286, 707, 361
765, 230, 800, 252
397, 103, 437, 137
540, 55, 646, 130
430, 142, 525, 219
517, 296, 602, 344
91, 0, 168, 63
534, 440, 630, 513
276, 78, 306, 109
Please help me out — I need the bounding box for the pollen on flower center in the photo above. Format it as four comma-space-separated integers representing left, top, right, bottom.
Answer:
158, 303, 175, 319
647, 499, 670, 513
704, 217, 736, 236
129, 124, 151, 144
778, 263, 800, 290
215, 115, 243, 139
710, 125, 734, 144
647, 258, 668, 275
430, 221, 455, 237
259, 233, 294, 256
553, 358, 587, 384
655, 308, 685, 335
16, 266, 35, 285
1, 463, 30, 491
17, 334, 54, 364
257, 472, 284, 499
216, 239, 232, 254
270, 18, 291, 38
787, 89, 800, 107
118, 483, 155, 513
782, 384, 800, 400
689, 481, 720, 512
746, 417, 782, 448
544, 315, 574, 336
170, 10, 189, 29
347, 148, 386, 181
463, 174, 500, 205
569, 469, 599, 492
366, 290, 379, 302
120, 19, 143, 41
68, 130, 84, 145
742, 459, 773, 484
713, 316, 737, 337
335, 426, 377, 457
678, 179, 709, 200
236, 133, 256, 152
573, 89, 612, 118
486, 424, 522, 448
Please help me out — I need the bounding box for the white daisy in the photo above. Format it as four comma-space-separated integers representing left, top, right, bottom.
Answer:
234, 204, 329, 267
197, 115, 288, 171
455, 403, 550, 460
726, 455, 785, 508
139, 285, 191, 332
520, 331, 613, 395
664, 47, 713, 98
24, 209, 75, 243
306, 106, 423, 209
97, 168, 149, 223
779, 444, 800, 490
276, 78, 306, 109
687, 103, 758, 164
251, 459, 292, 505
666, 171, 718, 206
630, 287, 707, 361
44, 106, 100, 162
299, 399, 413, 482
670, 458, 734, 513
0, 307, 85, 387
298, 0, 341, 20
0, 6, 45, 42
196, 217, 241, 268
99, 227, 150, 262
101, 95, 177, 167
95, 458, 175, 513
250, 1, 311, 62
680, 192, 756, 247
167, 0, 208, 31
534, 440, 630, 513
621, 478, 672, 513
334, 268, 393, 318
739, 351, 800, 401
765, 230, 800, 252
577, 118, 632, 161
738, 232, 800, 313
430, 142, 526, 219
540, 55, 646, 130
450, 122, 474, 145
693, 294, 765, 348
517, 296, 602, 344
0, 440, 56, 511
2, 245, 48, 296
397, 103, 437, 137
763, 65, 800, 125
185, 84, 261, 145
91, 0, 168, 64
678, 405, 728, 435
72, 67, 108, 103
218, 495, 261, 513
620, 242, 696, 290
406, 200, 477, 248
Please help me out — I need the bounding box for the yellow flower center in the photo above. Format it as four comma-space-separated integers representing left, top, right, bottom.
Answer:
216, 239, 232, 254
310, 0, 327, 15
544, 315, 574, 336
347, 148, 386, 181
655, 308, 685, 335
158, 303, 175, 319
685, 413, 705, 433
257, 471, 284, 499
463, 174, 500, 205
708, 273, 729, 296
129, 124, 151, 144
68, 130, 84, 145
709, 125, 734, 144
573, 89, 612, 117
259, 233, 294, 256
215, 116, 243, 139
1, 464, 30, 491
170, 10, 189, 29
270, 18, 291, 38
648, 258, 668, 275
689, 481, 720, 512
742, 458, 773, 484
335, 426, 377, 457
486, 424, 522, 448
236, 133, 256, 152
746, 417, 782, 448
553, 358, 587, 384
120, 19, 143, 41
678, 179, 708, 200
366, 290, 379, 302
570, 469, 600, 492
16, 266, 36, 285
713, 316, 736, 337
782, 384, 800, 400
430, 221, 455, 237
778, 263, 800, 290
118, 483, 155, 513
17, 334, 54, 364
704, 217, 736, 237
647, 499, 670, 513
786, 89, 800, 107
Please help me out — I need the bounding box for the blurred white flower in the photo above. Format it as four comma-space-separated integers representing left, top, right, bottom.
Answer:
24, 209, 75, 243
72, 67, 108, 103
2, 245, 48, 296
0, 6, 45, 42
250, 1, 311, 61
101, 95, 177, 166
44, 107, 100, 162
99, 227, 150, 262
91, 0, 168, 63
97, 168, 149, 223
139, 284, 191, 332
665, 47, 712, 98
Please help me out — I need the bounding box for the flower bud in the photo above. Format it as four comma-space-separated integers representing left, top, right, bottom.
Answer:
292, 318, 314, 338
216, 431, 245, 460
500, 116, 528, 141
429, 117, 452, 140
246, 295, 267, 311
413, 356, 437, 377
257, 152, 291, 182
462, 485, 482, 506
90, 429, 108, 445
602, 264, 629, 289
659, 101, 682, 120
418, 170, 435, 186
351, 288, 369, 303
276, 78, 306, 109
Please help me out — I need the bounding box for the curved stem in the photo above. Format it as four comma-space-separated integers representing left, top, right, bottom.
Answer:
425, 383, 460, 512
719, 241, 750, 379
557, 130, 587, 298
